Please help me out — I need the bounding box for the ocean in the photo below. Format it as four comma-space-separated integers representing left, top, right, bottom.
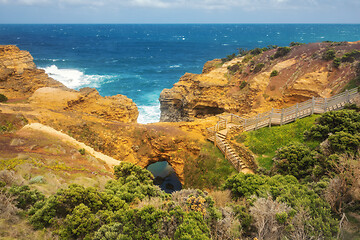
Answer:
1, 24, 360, 123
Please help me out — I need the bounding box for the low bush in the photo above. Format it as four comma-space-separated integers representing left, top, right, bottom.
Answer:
223, 173, 338, 239
323, 49, 336, 60
8, 185, 45, 210
227, 64, 241, 74
270, 70, 278, 77
78, 148, 85, 155
328, 131, 360, 154
221, 53, 236, 63
273, 47, 291, 59
289, 42, 304, 47
305, 109, 360, 141
272, 143, 317, 179
333, 57, 341, 68
341, 50, 360, 63
239, 81, 247, 89
253, 63, 265, 73
0, 94, 7, 102
250, 48, 262, 56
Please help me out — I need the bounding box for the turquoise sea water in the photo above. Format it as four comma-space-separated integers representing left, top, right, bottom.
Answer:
1, 24, 360, 123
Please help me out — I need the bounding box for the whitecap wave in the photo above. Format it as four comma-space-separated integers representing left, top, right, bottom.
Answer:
137, 104, 161, 124
41, 65, 112, 89
169, 64, 181, 68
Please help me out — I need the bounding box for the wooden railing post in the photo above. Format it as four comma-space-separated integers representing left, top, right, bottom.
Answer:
346, 89, 350, 103
324, 98, 328, 112
255, 114, 259, 130
295, 103, 299, 119
269, 108, 274, 127
280, 108, 284, 126
311, 96, 315, 115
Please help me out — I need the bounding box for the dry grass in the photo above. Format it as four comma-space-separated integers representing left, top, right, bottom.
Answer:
208, 190, 233, 208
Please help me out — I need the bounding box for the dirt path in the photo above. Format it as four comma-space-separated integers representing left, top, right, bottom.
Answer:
22, 123, 121, 168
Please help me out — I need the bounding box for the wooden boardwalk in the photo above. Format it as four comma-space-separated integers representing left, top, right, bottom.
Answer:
207, 88, 360, 172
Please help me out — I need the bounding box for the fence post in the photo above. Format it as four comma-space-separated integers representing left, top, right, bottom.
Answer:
238, 160, 241, 172
280, 108, 284, 126
230, 114, 233, 123
255, 114, 259, 130
346, 89, 350, 103
311, 96, 315, 115
295, 103, 299, 119
269, 108, 274, 127
324, 98, 328, 112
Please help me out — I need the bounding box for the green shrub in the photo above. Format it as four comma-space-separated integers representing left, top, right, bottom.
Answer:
223, 174, 338, 239
29, 175, 45, 184
238, 48, 249, 56
0, 94, 7, 102
328, 131, 360, 154
333, 57, 341, 68
8, 185, 45, 210
221, 53, 236, 63
341, 50, 360, 63
60, 203, 100, 240
272, 143, 316, 179
289, 42, 304, 47
305, 110, 360, 141
270, 70, 279, 77
242, 54, 253, 63
239, 81, 247, 89
227, 64, 242, 74
253, 63, 265, 73
78, 148, 85, 155
323, 49, 336, 60
273, 47, 291, 59
250, 48, 263, 56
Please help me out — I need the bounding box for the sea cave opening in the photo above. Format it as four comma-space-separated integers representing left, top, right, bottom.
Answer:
194, 106, 225, 118
146, 161, 182, 193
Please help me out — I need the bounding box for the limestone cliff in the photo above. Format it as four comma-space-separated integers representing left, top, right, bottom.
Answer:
0, 45, 204, 184
0, 45, 65, 99
0, 45, 139, 124
160, 41, 360, 121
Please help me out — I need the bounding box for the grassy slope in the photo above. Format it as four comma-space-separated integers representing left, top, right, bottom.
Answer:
235, 114, 320, 169
183, 142, 238, 190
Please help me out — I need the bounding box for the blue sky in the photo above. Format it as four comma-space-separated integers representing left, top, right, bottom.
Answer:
0, 0, 359, 24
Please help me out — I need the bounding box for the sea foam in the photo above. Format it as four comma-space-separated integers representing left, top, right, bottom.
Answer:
41, 65, 112, 89
137, 104, 161, 124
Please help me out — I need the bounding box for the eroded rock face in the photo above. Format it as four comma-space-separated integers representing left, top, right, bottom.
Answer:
0, 45, 36, 74
0, 45, 65, 99
160, 42, 360, 121
30, 87, 139, 123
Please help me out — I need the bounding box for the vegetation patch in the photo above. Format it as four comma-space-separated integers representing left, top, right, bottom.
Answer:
0, 94, 8, 102
323, 49, 336, 60
184, 142, 237, 189
236, 114, 320, 169
341, 50, 360, 63
253, 63, 265, 73
270, 70, 278, 77
273, 47, 291, 59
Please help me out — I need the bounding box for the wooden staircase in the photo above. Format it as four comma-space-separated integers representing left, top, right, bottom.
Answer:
208, 127, 250, 173
207, 87, 360, 173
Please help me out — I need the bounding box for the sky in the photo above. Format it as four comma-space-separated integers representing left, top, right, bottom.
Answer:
0, 0, 359, 24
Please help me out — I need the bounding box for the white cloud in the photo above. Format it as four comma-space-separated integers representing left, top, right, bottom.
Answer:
0, 0, 358, 11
